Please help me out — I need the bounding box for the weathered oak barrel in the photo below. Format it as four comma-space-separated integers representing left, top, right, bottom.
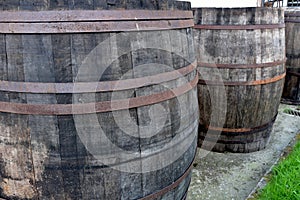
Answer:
282, 8, 300, 105
194, 8, 286, 153
0, 1, 198, 199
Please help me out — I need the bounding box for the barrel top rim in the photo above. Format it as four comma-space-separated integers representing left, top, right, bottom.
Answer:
284, 7, 300, 11
193, 24, 285, 30
0, 10, 193, 23
192, 7, 284, 10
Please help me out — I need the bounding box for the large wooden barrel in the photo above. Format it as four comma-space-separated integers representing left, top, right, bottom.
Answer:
194, 8, 286, 153
282, 8, 300, 105
0, 1, 198, 199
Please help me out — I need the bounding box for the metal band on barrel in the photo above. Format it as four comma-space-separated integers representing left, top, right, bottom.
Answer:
198, 59, 286, 69
0, 20, 194, 33
199, 132, 271, 144
281, 98, 300, 105
198, 73, 286, 86
287, 71, 300, 78
205, 113, 277, 136
199, 114, 277, 144
194, 24, 285, 30
0, 10, 193, 33
285, 19, 300, 23
0, 75, 198, 115
285, 12, 300, 18
140, 148, 196, 200
285, 11, 300, 22
0, 61, 196, 94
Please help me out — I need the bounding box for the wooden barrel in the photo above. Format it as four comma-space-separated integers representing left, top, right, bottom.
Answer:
0, 1, 198, 199
282, 8, 300, 105
194, 8, 286, 153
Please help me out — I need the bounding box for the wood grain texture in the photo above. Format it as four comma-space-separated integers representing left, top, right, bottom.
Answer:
282, 9, 300, 104
194, 7, 286, 153
0, 34, 37, 199
0, 1, 197, 199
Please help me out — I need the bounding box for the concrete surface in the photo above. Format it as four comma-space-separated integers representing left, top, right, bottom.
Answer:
187, 104, 300, 200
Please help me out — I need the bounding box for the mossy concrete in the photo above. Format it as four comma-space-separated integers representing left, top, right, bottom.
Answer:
188, 104, 300, 200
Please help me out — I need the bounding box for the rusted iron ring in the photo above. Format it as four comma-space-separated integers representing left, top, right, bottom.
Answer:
204, 113, 278, 136
0, 61, 196, 94
285, 12, 300, 17
0, 75, 198, 115
285, 19, 300, 23
198, 59, 286, 69
287, 71, 300, 78
198, 73, 286, 86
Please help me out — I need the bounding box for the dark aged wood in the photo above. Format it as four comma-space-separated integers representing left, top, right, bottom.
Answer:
0, 1, 198, 199
282, 8, 300, 105
194, 8, 286, 153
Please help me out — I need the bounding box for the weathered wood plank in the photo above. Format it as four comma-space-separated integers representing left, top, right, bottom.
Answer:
48, 34, 73, 199
67, 8, 104, 197
0, 34, 37, 199
0, 0, 20, 10
95, 0, 108, 9
131, 31, 174, 198
70, 0, 94, 10
21, 34, 64, 199
111, 32, 142, 200
49, 0, 69, 10
0, 35, 8, 103
19, 0, 50, 11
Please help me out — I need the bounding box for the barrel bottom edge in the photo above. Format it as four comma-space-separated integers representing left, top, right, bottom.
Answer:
181, 182, 190, 200
197, 123, 274, 153
198, 138, 270, 153
281, 98, 300, 105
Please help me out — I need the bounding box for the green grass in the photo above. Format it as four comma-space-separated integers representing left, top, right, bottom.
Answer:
257, 140, 300, 200
283, 108, 294, 114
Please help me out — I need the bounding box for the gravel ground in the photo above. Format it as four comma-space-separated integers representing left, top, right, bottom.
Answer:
187, 104, 300, 200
